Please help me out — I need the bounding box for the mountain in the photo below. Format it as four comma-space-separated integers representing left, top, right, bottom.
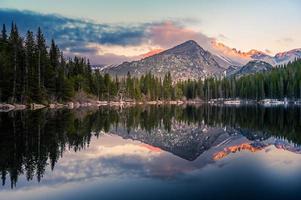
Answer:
226, 60, 273, 77
110, 121, 301, 161
248, 50, 276, 65
274, 49, 301, 65
249, 49, 301, 66
102, 40, 225, 81
112, 122, 227, 161
101, 40, 300, 81
210, 41, 301, 67
222, 65, 240, 77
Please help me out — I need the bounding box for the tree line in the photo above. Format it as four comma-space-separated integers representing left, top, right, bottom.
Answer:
0, 23, 95, 103
119, 59, 301, 101
1, 23, 301, 104
0, 23, 178, 103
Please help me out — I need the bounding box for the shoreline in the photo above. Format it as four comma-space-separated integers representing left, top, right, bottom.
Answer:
0, 100, 203, 112
1, 98, 301, 112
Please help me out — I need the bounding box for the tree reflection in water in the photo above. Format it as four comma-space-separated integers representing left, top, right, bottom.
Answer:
1, 105, 301, 188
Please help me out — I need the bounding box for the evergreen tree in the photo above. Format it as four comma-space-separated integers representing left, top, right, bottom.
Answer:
1, 24, 7, 41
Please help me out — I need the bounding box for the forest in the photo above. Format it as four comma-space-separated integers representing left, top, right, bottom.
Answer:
1, 23, 301, 104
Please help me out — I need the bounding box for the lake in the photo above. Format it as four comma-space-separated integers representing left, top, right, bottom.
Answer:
1, 105, 301, 200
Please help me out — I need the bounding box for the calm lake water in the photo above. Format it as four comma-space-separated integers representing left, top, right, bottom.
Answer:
1, 105, 301, 200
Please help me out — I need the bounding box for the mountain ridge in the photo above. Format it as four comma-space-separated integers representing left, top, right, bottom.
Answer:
102, 40, 301, 81
102, 40, 225, 81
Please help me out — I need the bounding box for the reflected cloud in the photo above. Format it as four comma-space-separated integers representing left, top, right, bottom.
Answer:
2, 105, 301, 192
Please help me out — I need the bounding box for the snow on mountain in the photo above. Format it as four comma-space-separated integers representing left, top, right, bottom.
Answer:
226, 60, 273, 78
274, 48, 301, 65
99, 39, 300, 81
103, 40, 225, 81
209, 41, 300, 67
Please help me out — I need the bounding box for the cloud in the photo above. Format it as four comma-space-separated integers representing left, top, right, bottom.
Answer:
141, 48, 164, 58
0, 9, 215, 64
276, 37, 294, 45
147, 21, 214, 49
264, 49, 272, 54
0, 9, 150, 62
217, 34, 228, 40
0, 9, 147, 46
67, 45, 99, 54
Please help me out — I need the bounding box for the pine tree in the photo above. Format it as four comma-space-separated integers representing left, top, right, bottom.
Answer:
25, 31, 36, 102
46, 39, 59, 99
36, 27, 48, 90
8, 23, 23, 103
1, 24, 7, 41
163, 72, 172, 99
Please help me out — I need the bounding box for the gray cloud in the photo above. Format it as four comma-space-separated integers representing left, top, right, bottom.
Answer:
0, 9, 146, 46
0, 9, 209, 64
277, 37, 294, 44
217, 34, 228, 40
0, 9, 150, 63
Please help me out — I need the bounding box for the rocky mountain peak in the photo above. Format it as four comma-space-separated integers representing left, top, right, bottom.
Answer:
102, 40, 225, 81
226, 60, 273, 78
162, 40, 212, 61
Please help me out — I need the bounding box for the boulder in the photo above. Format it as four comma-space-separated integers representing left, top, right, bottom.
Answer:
30, 103, 46, 110
56, 103, 65, 108
74, 102, 81, 108
49, 104, 56, 109
66, 102, 74, 109
13, 104, 27, 110
96, 101, 108, 106
0, 104, 15, 112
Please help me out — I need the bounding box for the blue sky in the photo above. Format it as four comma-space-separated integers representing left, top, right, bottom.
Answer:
1, 0, 300, 64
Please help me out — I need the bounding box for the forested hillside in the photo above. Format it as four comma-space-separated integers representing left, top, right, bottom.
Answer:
0, 23, 93, 103
179, 59, 301, 100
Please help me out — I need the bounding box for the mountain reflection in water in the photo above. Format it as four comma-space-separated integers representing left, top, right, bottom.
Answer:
1, 105, 301, 200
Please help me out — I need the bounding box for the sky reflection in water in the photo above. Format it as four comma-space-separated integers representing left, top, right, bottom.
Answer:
1, 105, 301, 200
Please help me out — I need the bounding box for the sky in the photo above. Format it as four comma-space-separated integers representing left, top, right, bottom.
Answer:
1, 0, 301, 64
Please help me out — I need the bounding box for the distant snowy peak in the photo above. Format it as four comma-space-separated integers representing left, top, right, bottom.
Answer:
210, 42, 276, 66
210, 41, 300, 67
226, 60, 273, 78
250, 53, 276, 66
274, 48, 301, 65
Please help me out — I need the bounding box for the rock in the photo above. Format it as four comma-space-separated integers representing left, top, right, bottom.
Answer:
66, 102, 74, 109
109, 101, 121, 106
13, 104, 27, 110
81, 102, 88, 107
177, 100, 184, 105
147, 101, 157, 105
157, 100, 163, 105
49, 104, 56, 109
30, 103, 46, 110
56, 103, 65, 108
0, 104, 15, 112
74, 102, 80, 108
49, 103, 64, 109
96, 101, 108, 106
169, 101, 178, 105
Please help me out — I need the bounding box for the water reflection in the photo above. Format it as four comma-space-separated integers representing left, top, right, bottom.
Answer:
1, 105, 301, 197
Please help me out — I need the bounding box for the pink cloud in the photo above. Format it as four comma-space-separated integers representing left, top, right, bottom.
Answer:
140, 48, 164, 58
148, 21, 214, 50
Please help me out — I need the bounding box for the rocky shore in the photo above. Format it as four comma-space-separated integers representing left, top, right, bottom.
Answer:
0, 100, 203, 112
2, 98, 301, 112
